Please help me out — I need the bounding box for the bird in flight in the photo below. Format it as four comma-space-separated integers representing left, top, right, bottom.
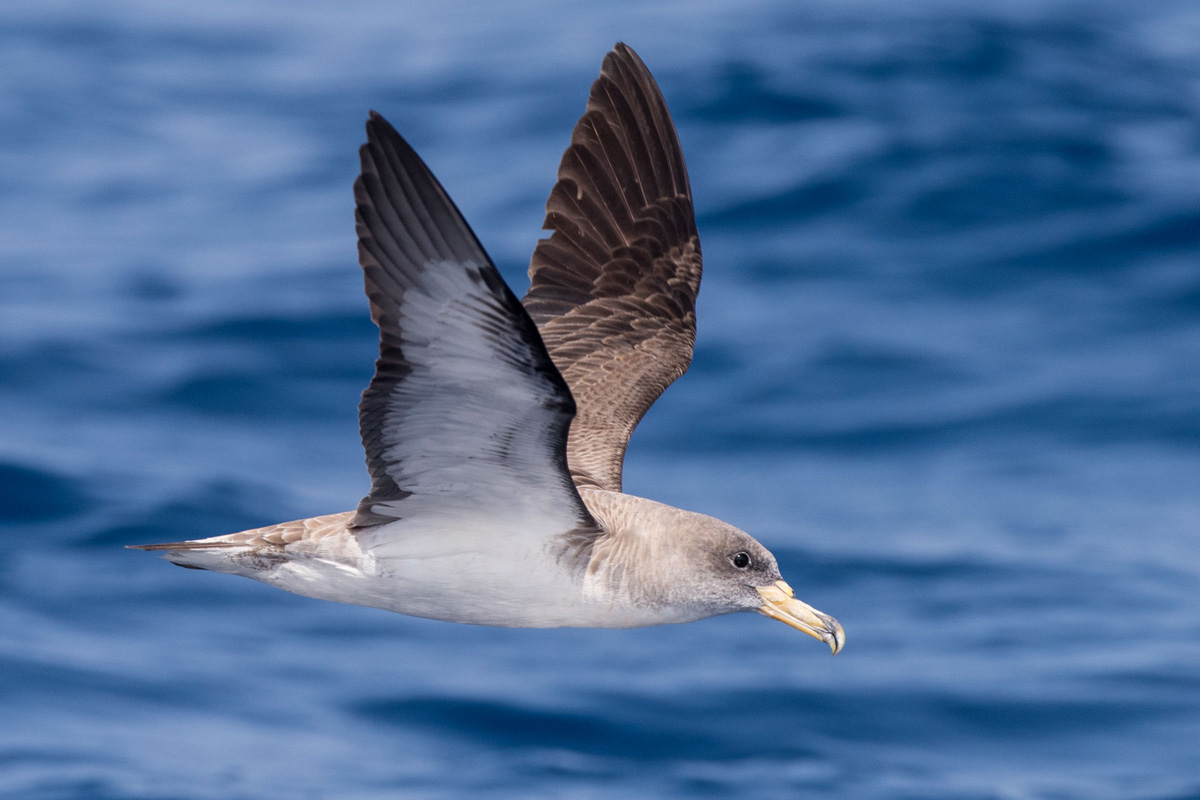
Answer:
132, 43, 845, 655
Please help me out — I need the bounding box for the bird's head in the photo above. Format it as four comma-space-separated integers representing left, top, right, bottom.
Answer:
597, 502, 844, 654
684, 515, 844, 654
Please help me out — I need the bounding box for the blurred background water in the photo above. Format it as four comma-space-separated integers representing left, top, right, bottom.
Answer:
2, 0, 1199, 798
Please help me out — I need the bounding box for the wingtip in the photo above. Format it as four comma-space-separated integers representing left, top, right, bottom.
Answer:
364, 109, 388, 139
366, 110, 408, 149
361, 110, 423, 167
609, 42, 645, 68
359, 111, 398, 178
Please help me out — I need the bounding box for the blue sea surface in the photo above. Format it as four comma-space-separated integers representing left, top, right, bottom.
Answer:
2, 1, 1199, 798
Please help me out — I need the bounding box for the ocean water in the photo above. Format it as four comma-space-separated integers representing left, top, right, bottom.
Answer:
2, 1, 1199, 798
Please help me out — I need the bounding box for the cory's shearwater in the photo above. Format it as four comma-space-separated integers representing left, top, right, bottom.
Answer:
132, 43, 845, 655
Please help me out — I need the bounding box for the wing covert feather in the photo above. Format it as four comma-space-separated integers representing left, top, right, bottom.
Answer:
523, 43, 702, 492
354, 112, 594, 541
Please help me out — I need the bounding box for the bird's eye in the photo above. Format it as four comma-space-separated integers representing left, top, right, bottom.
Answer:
731, 552, 751, 569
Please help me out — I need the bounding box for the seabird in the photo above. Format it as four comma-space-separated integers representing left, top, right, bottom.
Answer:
132, 43, 845, 654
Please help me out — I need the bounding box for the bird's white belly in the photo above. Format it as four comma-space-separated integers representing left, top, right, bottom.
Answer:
250, 525, 667, 629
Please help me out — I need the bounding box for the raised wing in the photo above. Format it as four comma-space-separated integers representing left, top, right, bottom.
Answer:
522, 43, 702, 492
353, 112, 594, 542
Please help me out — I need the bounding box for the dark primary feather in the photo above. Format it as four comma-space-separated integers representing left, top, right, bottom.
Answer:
353, 112, 587, 529
523, 43, 703, 492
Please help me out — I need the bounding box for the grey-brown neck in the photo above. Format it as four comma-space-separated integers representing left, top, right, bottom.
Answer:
574, 487, 782, 623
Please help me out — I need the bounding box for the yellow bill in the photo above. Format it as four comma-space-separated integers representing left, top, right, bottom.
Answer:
756, 580, 845, 655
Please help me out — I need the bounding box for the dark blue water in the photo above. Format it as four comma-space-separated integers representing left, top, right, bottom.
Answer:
3, 1, 1199, 797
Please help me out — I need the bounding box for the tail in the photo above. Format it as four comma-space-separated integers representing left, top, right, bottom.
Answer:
127, 511, 356, 573
127, 538, 245, 571
127, 540, 240, 551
